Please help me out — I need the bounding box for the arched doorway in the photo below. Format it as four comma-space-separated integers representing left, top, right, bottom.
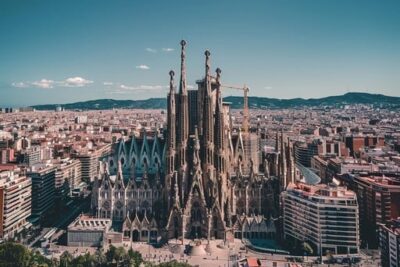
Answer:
132, 230, 140, 241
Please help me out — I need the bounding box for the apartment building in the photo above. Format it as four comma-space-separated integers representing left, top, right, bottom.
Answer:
0, 169, 31, 239
282, 182, 360, 255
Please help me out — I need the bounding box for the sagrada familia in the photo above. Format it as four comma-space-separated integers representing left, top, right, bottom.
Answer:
91, 41, 296, 243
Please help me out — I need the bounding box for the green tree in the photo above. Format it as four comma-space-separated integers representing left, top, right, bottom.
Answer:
0, 242, 31, 267
128, 248, 143, 267
59, 251, 73, 267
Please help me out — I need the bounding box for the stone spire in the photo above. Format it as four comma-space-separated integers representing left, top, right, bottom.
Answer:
279, 130, 287, 190
176, 40, 189, 168
179, 40, 187, 95
167, 70, 176, 175
214, 67, 225, 173
204, 50, 212, 96
202, 50, 214, 167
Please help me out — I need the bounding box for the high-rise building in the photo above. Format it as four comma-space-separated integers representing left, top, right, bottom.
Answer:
346, 175, 400, 248
379, 219, 400, 267
55, 158, 82, 191
282, 182, 360, 255
75, 144, 111, 183
28, 164, 57, 222
0, 168, 32, 239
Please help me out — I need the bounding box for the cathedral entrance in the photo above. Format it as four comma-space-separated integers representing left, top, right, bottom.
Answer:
149, 230, 158, 243
132, 230, 140, 241
190, 226, 202, 239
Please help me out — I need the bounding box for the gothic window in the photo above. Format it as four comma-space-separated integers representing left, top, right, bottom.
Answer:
116, 201, 123, 210
102, 201, 110, 210
213, 217, 218, 228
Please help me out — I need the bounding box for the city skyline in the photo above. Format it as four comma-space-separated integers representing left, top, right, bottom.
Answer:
1, 0, 400, 106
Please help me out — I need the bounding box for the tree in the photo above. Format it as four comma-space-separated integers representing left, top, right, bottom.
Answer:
59, 251, 73, 267
0, 242, 31, 267
128, 248, 143, 267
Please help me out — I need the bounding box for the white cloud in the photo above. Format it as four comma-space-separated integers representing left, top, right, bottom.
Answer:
32, 79, 55, 89
136, 65, 150, 70
162, 48, 174, 52
61, 77, 93, 87
145, 48, 157, 53
264, 86, 273, 90
12, 76, 93, 89
11, 82, 28, 88
103, 81, 113, 86
187, 84, 195, 89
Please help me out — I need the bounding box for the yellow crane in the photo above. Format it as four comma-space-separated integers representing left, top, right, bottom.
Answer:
219, 83, 250, 134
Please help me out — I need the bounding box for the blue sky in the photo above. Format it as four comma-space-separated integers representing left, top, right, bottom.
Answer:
1, 0, 399, 106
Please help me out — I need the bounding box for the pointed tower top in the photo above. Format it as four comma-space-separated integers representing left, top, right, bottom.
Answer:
180, 39, 186, 47
216, 68, 222, 83
169, 70, 175, 93
215, 68, 222, 109
179, 40, 187, 95
204, 50, 212, 96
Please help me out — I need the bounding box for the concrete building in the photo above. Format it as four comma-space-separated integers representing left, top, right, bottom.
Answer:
22, 146, 41, 166
28, 164, 57, 222
294, 140, 320, 167
0, 148, 14, 164
0, 169, 31, 239
348, 175, 400, 248
282, 182, 360, 255
379, 218, 400, 267
75, 144, 111, 183
54, 158, 81, 194
67, 215, 112, 247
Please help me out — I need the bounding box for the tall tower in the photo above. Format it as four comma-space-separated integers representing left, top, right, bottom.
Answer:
214, 68, 225, 174
167, 70, 176, 176
201, 50, 215, 166
176, 40, 189, 168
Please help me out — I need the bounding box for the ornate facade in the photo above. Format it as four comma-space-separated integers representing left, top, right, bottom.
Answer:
91, 41, 295, 243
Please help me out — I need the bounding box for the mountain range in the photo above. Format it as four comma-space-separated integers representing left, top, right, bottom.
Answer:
30, 92, 400, 110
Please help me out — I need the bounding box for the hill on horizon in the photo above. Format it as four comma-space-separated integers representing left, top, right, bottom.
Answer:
30, 92, 400, 110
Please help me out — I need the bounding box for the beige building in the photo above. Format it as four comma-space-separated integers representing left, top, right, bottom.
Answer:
282, 182, 360, 255
54, 158, 82, 193
0, 169, 32, 239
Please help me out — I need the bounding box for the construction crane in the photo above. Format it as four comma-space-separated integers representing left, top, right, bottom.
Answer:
219, 83, 250, 134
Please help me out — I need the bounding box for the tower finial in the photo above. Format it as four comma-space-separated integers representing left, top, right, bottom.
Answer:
216, 68, 222, 83
169, 70, 175, 93
205, 50, 211, 95
205, 50, 211, 74
179, 40, 187, 95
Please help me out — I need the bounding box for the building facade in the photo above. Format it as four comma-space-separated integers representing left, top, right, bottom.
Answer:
28, 164, 57, 221
0, 169, 31, 239
282, 183, 360, 255
379, 219, 400, 267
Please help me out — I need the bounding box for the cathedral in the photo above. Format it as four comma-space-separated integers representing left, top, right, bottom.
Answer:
91, 40, 295, 243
